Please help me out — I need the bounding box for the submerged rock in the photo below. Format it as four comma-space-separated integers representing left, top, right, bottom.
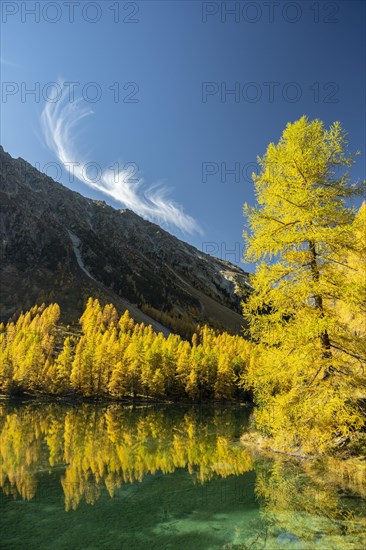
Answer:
277, 531, 302, 546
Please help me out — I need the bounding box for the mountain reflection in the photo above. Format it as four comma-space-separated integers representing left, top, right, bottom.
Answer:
0, 403, 253, 510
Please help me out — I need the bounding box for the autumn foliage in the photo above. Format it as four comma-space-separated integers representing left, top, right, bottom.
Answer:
243, 117, 366, 454
0, 298, 251, 401
0, 117, 364, 457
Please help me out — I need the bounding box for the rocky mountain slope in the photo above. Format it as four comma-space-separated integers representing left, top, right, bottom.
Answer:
0, 146, 251, 335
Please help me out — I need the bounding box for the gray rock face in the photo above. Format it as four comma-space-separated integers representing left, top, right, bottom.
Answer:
0, 146, 251, 332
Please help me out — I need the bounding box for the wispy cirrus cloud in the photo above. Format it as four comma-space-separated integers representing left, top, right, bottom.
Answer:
0, 57, 19, 67
41, 85, 201, 234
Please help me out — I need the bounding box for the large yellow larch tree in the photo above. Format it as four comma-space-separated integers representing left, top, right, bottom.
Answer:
243, 117, 366, 453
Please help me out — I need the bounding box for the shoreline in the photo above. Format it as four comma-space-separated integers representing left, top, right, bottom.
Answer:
0, 392, 254, 408
240, 432, 366, 464
240, 432, 315, 460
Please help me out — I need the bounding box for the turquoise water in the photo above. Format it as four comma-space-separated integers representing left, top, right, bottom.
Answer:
0, 401, 365, 549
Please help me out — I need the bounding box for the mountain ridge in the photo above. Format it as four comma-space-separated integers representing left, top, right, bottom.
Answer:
0, 146, 251, 335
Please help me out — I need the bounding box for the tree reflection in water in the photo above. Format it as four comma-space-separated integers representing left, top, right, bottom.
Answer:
0, 402, 365, 549
0, 403, 252, 509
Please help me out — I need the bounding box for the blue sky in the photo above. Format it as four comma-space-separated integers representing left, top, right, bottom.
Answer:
1, 0, 365, 271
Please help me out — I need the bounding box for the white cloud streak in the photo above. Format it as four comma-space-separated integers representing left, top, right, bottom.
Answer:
41, 87, 201, 235
0, 57, 19, 67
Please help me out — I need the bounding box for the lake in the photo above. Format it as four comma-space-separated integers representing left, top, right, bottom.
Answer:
0, 401, 365, 549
